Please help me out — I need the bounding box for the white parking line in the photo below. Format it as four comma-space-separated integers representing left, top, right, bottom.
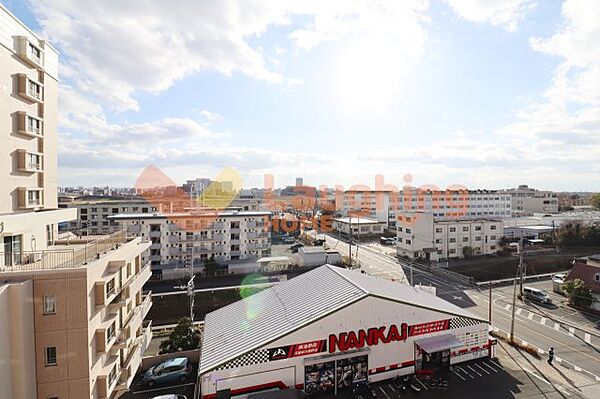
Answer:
527, 312, 534, 320
504, 304, 511, 311
516, 308, 522, 316
554, 322, 560, 331
467, 364, 482, 377
453, 369, 467, 381
456, 366, 475, 379
379, 386, 391, 399
475, 363, 490, 375
388, 384, 397, 393
568, 327, 575, 337
482, 361, 499, 373
415, 377, 429, 390
540, 317, 547, 325
585, 333, 592, 344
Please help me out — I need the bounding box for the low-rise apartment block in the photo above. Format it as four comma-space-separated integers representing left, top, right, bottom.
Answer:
503, 185, 558, 216
110, 211, 272, 267
396, 211, 502, 261
332, 216, 385, 237
341, 189, 511, 229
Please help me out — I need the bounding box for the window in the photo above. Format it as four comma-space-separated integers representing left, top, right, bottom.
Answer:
107, 322, 116, 342
475, 226, 482, 231
26, 153, 42, 171
80, 208, 88, 214
491, 246, 496, 250
449, 238, 456, 243
449, 227, 456, 232
3, 235, 22, 266
28, 42, 42, 63
27, 79, 43, 100
26, 115, 42, 135
27, 190, 41, 206
475, 236, 482, 241
45, 346, 57, 366
112, 208, 118, 213
462, 226, 469, 232
435, 239, 441, 244
435, 228, 442, 233
106, 278, 115, 297
491, 225, 497, 230
462, 237, 469, 242
43, 295, 56, 315
108, 365, 117, 386
449, 249, 456, 254
406, 239, 411, 244
406, 228, 412, 234
595, 274, 600, 282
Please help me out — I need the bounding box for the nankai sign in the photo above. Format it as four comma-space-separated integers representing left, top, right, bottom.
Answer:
329, 323, 409, 353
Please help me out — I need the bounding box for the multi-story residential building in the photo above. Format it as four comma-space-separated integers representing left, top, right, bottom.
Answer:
0, 7, 152, 398
503, 185, 558, 216
396, 211, 502, 261
557, 192, 596, 209
340, 189, 512, 229
110, 211, 272, 267
61, 197, 158, 235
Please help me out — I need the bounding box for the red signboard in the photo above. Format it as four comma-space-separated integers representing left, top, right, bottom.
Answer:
408, 319, 450, 337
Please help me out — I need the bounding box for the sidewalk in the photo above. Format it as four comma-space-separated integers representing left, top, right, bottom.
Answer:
496, 340, 600, 398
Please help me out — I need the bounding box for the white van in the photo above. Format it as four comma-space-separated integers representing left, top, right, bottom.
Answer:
523, 287, 552, 305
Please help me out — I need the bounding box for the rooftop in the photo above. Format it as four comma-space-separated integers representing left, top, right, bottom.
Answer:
109, 210, 272, 220
333, 217, 382, 224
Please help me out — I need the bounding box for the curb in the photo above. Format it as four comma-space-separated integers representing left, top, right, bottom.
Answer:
492, 327, 600, 383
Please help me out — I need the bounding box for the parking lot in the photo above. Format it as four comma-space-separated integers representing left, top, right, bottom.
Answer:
121, 362, 197, 399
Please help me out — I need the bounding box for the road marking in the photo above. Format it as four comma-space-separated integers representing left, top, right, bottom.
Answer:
456, 366, 475, 379
527, 312, 534, 320
453, 369, 467, 381
540, 317, 547, 325
585, 333, 591, 344
415, 376, 429, 390
379, 386, 391, 399
568, 327, 575, 337
554, 322, 560, 331
482, 361, 499, 372
467, 364, 482, 377
475, 363, 490, 375
516, 308, 522, 316
504, 304, 511, 311
574, 365, 582, 372
388, 384, 397, 393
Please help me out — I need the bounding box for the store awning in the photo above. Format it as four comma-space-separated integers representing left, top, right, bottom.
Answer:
415, 334, 463, 353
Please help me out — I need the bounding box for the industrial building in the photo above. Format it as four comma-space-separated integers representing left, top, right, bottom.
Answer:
197, 265, 491, 398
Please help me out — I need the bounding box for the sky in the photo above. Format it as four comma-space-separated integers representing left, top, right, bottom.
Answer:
4, 0, 600, 191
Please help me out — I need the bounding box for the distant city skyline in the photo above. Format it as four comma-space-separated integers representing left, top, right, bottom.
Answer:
5, 0, 600, 191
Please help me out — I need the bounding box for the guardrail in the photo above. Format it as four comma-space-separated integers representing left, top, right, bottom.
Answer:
476, 270, 570, 286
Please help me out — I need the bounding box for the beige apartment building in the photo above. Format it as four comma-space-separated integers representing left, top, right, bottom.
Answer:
396, 211, 501, 261
0, 6, 152, 398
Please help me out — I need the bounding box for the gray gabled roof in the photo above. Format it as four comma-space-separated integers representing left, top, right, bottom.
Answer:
199, 265, 485, 374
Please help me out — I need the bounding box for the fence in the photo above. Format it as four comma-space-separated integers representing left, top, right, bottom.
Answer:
0, 229, 130, 272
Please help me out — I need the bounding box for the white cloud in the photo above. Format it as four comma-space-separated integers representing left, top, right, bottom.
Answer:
200, 110, 223, 122
286, 78, 304, 86
445, 0, 536, 31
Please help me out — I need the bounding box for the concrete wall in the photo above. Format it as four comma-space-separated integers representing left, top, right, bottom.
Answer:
0, 280, 37, 399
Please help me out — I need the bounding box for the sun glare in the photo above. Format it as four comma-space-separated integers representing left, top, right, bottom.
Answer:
334, 38, 406, 112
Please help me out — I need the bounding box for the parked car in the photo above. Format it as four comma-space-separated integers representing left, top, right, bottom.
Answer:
151, 395, 187, 399
142, 357, 192, 387
523, 286, 552, 305
552, 273, 567, 294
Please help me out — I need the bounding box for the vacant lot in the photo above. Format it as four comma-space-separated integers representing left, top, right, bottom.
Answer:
449, 247, 600, 282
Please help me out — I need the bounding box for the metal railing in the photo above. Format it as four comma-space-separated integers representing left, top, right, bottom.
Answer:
0, 229, 130, 272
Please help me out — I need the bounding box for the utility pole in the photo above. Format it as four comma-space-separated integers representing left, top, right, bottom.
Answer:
410, 258, 414, 287
187, 243, 195, 323
348, 215, 352, 267
519, 234, 524, 297
488, 281, 492, 325
510, 240, 523, 342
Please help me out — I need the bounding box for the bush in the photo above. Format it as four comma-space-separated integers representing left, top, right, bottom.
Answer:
562, 278, 593, 307
159, 317, 200, 354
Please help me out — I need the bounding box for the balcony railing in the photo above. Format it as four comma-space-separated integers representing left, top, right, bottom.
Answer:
0, 229, 130, 271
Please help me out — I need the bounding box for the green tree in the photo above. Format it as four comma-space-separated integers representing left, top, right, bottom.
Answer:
561, 278, 593, 307
462, 246, 473, 258
592, 193, 600, 210
159, 317, 200, 354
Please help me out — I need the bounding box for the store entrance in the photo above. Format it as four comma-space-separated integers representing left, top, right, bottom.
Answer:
421, 349, 450, 371
304, 354, 368, 396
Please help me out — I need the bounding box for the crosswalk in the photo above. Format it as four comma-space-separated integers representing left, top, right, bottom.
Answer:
453, 358, 505, 381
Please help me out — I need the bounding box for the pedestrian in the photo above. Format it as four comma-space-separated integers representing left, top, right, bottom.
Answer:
547, 347, 554, 365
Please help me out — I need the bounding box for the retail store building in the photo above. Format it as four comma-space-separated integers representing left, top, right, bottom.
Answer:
198, 265, 491, 398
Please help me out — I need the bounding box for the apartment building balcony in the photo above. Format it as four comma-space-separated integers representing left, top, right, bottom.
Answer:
16, 149, 43, 173
17, 73, 44, 103
16, 111, 43, 138
213, 233, 224, 241
247, 221, 257, 228
230, 228, 241, 234
0, 229, 141, 272
212, 222, 225, 229
127, 225, 141, 234
168, 235, 179, 244
213, 244, 225, 252
141, 290, 152, 319
15, 36, 44, 68
17, 187, 43, 209
148, 230, 161, 238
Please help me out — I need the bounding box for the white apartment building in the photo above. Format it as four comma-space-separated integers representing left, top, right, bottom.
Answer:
396, 211, 502, 261
110, 211, 272, 267
62, 198, 158, 235
0, 7, 152, 398
341, 189, 511, 229
332, 217, 385, 237
502, 185, 559, 216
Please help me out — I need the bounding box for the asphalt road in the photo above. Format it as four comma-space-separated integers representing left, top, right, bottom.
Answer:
324, 234, 600, 379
